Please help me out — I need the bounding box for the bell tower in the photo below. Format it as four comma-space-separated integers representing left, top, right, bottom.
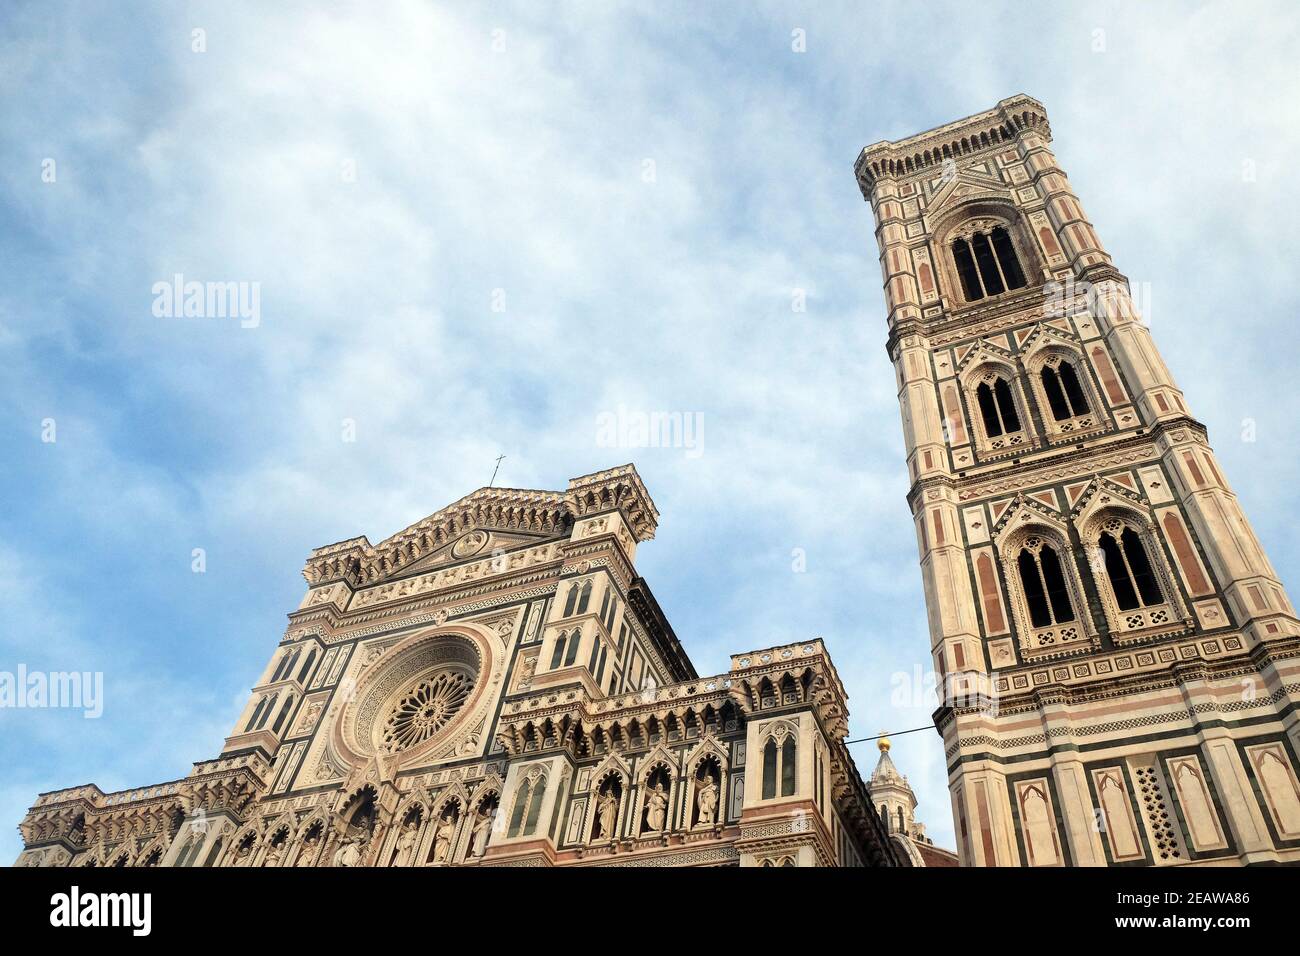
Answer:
856, 95, 1300, 866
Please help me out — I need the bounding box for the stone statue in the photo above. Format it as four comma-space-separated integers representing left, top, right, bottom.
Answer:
332, 833, 362, 868
233, 840, 255, 866
644, 781, 668, 831
471, 806, 494, 856
296, 831, 320, 867
596, 789, 618, 839
264, 840, 285, 867
432, 813, 456, 863
392, 819, 418, 867
696, 774, 719, 826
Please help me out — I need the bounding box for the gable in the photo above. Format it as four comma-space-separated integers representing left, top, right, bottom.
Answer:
926, 165, 1014, 223
401, 528, 560, 575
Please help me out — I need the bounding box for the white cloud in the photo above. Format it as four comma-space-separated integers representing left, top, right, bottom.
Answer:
4, 0, 1300, 863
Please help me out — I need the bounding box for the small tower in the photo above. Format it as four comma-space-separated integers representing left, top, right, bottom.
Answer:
870, 736, 957, 866
869, 736, 917, 839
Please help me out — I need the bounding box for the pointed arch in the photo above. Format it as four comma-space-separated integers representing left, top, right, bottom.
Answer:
587, 764, 627, 843
1022, 334, 1104, 438
270, 693, 296, 735
996, 515, 1095, 657
297, 647, 318, 683
549, 631, 567, 670
959, 355, 1031, 453
137, 844, 165, 868
933, 201, 1039, 305
224, 820, 264, 866
506, 766, 548, 839
1077, 502, 1189, 640
259, 817, 295, 866
563, 627, 582, 667
292, 817, 327, 867
425, 788, 466, 865
685, 737, 728, 828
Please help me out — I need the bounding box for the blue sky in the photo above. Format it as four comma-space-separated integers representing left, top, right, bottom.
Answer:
3, 0, 1300, 863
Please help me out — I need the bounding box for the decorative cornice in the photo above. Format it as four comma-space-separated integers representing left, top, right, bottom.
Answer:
18, 752, 271, 855
565, 464, 660, 542
905, 416, 1211, 513
934, 637, 1300, 747
302, 465, 659, 588
856, 94, 1051, 196
495, 641, 851, 758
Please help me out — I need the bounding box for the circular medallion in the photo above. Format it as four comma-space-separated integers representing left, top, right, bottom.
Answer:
338, 632, 487, 763
451, 530, 489, 559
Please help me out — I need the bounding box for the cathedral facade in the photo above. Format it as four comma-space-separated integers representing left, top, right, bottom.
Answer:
15, 466, 901, 868
856, 95, 1300, 866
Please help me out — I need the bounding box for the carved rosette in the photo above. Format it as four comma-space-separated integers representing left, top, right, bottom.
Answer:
330, 626, 500, 772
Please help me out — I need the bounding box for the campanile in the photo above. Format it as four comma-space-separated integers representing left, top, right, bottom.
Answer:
857, 95, 1300, 866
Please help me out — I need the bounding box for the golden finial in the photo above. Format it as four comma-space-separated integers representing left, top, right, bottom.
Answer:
878, 732, 891, 752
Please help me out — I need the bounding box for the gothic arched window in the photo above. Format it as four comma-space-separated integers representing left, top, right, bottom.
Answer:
297, 648, 317, 683
507, 779, 530, 838
1099, 525, 1164, 611
200, 837, 224, 868
576, 581, 593, 615
245, 696, 269, 733
563, 630, 581, 667
1016, 539, 1075, 628
270, 652, 291, 683
271, 694, 295, 735
761, 732, 797, 800
505, 777, 545, 840
952, 225, 1027, 302
762, 739, 778, 800
781, 737, 797, 797
562, 584, 579, 617
976, 377, 1021, 437
523, 777, 547, 835
1041, 361, 1090, 421
549, 633, 567, 670
176, 833, 204, 868
255, 693, 278, 731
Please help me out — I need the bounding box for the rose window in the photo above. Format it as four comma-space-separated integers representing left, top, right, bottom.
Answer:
340, 633, 484, 761
381, 670, 472, 753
